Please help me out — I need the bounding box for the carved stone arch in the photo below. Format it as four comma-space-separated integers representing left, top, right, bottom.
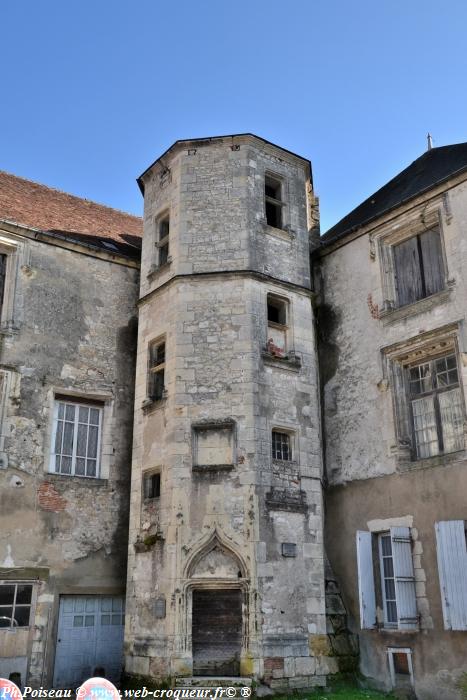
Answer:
185, 529, 248, 580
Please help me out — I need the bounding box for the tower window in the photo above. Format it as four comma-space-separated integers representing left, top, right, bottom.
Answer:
148, 339, 166, 401
272, 430, 292, 461
156, 214, 170, 267
267, 294, 289, 356
265, 175, 284, 229
143, 472, 161, 499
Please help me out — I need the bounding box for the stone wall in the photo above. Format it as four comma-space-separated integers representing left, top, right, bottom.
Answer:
126, 136, 327, 689
316, 174, 467, 699
0, 227, 139, 686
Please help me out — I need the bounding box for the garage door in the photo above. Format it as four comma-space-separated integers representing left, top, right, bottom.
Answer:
53, 595, 125, 688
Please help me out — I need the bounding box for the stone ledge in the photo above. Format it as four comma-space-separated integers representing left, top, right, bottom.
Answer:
192, 463, 235, 473
379, 286, 453, 325
147, 258, 172, 280
261, 351, 302, 372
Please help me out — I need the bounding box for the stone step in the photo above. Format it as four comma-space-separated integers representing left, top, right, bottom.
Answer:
175, 678, 252, 688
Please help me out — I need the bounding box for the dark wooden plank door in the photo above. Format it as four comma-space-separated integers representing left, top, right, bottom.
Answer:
192, 589, 242, 676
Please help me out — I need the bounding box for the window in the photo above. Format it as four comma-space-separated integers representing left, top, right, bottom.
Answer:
51, 399, 103, 477
379, 533, 398, 626
387, 648, 414, 689
408, 353, 464, 459
143, 472, 161, 499
272, 430, 292, 461
356, 528, 417, 630
393, 227, 444, 307
435, 520, 467, 630
148, 339, 166, 401
156, 214, 170, 267
0, 254, 7, 318
0, 583, 33, 628
267, 294, 288, 356
264, 175, 284, 229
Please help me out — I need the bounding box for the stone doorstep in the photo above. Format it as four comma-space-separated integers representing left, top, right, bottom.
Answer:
175, 678, 252, 688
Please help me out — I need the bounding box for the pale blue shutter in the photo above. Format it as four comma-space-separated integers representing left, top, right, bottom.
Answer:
356, 531, 376, 629
435, 521, 467, 630
391, 527, 418, 629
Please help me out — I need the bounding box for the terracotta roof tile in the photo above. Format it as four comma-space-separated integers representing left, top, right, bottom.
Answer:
0, 170, 143, 258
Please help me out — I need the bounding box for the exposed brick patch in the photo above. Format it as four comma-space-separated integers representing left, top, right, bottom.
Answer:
264, 657, 284, 681
37, 482, 68, 512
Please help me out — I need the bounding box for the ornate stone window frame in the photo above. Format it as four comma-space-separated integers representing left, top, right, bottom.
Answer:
382, 321, 467, 469
372, 201, 452, 322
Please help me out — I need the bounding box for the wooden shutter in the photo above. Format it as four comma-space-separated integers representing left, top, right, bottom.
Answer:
356, 531, 376, 629
435, 520, 467, 630
393, 237, 423, 306
419, 227, 444, 297
391, 527, 418, 629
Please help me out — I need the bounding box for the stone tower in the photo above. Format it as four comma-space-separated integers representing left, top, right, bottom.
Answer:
125, 134, 327, 689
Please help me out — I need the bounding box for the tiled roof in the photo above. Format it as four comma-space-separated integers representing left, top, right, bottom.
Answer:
322, 142, 467, 244
0, 170, 143, 259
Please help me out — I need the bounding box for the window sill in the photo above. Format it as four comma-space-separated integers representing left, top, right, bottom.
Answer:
192, 463, 235, 473
147, 258, 172, 281
397, 448, 466, 473
142, 394, 167, 414
262, 222, 296, 241
261, 350, 301, 372
379, 286, 453, 325
45, 473, 108, 486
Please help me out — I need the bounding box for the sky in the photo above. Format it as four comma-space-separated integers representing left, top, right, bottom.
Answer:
1, 0, 467, 233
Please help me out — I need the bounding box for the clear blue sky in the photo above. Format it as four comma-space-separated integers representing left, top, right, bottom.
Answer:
1, 0, 467, 232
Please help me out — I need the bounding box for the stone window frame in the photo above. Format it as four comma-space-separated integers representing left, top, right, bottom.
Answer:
382, 322, 467, 469
263, 170, 293, 238
45, 388, 114, 480
387, 647, 414, 689
191, 418, 237, 472
0, 234, 22, 333
271, 425, 298, 465
373, 203, 452, 322
0, 369, 13, 469
142, 468, 161, 500
142, 335, 168, 412
147, 208, 172, 279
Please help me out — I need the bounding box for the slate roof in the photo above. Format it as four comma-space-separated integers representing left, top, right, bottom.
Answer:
322, 142, 467, 245
0, 170, 143, 259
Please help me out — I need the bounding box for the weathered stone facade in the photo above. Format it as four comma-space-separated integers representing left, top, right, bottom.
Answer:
3, 137, 467, 698
125, 135, 328, 689
0, 185, 141, 687
316, 156, 467, 699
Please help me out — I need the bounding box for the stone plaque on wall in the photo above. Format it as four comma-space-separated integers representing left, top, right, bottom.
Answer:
281, 542, 297, 557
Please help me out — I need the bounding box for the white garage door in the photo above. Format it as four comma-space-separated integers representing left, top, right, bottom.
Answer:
53, 595, 125, 688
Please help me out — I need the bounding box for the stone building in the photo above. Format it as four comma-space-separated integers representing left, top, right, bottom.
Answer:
316, 143, 467, 700
0, 172, 142, 687
125, 135, 328, 689
2, 134, 467, 698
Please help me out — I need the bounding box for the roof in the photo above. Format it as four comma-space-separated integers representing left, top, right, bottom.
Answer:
137, 133, 312, 193
0, 170, 143, 259
322, 142, 467, 244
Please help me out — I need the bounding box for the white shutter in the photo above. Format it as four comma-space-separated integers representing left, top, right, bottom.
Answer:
356, 531, 376, 629
391, 527, 418, 629
439, 388, 464, 454
435, 520, 467, 630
